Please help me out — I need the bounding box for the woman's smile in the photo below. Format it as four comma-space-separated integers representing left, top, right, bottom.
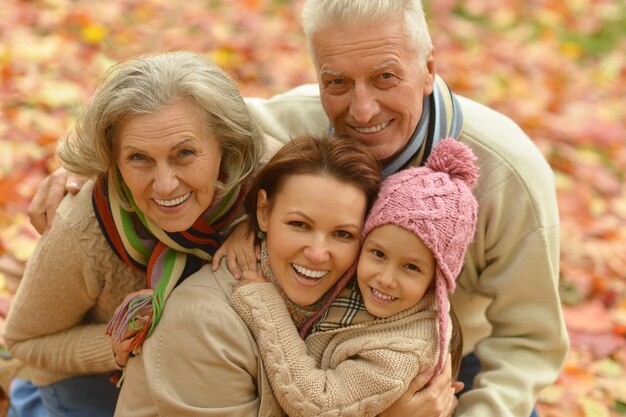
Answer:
291, 263, 329, 283
153, 191, 192, 208
257, 173, 367, 306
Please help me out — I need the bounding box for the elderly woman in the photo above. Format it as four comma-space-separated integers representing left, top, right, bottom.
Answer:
114, 134, 382, 416
3, 51, 264, 417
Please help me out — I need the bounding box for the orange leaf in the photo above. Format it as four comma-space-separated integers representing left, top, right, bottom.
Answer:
0, 173, 25, 206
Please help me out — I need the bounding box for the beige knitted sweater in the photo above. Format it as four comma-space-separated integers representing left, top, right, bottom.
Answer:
232, 282, 450, 417
3, 181, 145, 385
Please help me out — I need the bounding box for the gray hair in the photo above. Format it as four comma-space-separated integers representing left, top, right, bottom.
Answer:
57, 51, 264, 208
301, 0, 433, 66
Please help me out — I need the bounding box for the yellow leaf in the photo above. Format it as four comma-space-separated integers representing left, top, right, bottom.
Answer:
1, 214, 40, 262
10, 34, 63, 62
5, 235, 38, 263
590, 358, 623, 378
81, 24, 108, 45
539, 384, 566, 404
581, 398, 611, 417
33, 80, 83, 108
589, 196, 607, 217
210, 49, 237, 68
555, 171, 574, 191
561, 42, 583, 60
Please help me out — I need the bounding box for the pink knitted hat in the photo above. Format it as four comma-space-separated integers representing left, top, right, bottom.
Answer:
362, 138, 479, 377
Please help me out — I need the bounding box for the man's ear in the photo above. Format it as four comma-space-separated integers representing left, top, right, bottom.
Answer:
423, 47, 437, 96
256, 189, 270, 232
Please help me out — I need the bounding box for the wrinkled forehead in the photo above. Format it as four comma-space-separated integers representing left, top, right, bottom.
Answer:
311, 19, 416, 69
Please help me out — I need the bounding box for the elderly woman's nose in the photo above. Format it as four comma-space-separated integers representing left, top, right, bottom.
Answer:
152, 164, 179, 195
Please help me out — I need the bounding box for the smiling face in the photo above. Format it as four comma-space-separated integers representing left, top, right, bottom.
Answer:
257, 173, 367, 306
357, 224, 436, 318
313, 18, 435, 163
116, 100, 222, 232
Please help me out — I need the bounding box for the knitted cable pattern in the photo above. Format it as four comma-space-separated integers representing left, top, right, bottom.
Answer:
232, 283, 442, 417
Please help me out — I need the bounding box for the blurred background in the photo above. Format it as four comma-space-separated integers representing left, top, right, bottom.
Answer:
0, 0, 624, 415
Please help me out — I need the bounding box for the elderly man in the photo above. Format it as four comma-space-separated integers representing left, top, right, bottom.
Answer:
27, 1, 568, 416
245, 2, 568, 416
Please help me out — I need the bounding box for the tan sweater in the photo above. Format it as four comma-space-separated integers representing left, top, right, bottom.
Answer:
114, 263, 283, 417
3, 181, 145, 385
232, 283, 450, 417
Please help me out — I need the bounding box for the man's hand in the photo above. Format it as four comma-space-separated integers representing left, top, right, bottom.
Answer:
379, 354, 463, 417
212, 220, 259, 279
27, 167, 87, 234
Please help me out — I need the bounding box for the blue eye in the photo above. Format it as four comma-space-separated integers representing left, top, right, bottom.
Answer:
128, 153, 146, 162
179, 149, 196, 157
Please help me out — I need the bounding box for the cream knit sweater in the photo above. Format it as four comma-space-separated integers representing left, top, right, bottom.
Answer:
232, 282, 450, 417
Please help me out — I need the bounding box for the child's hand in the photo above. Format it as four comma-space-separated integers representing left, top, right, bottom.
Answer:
212, 220, 260, 279
234, 269, 268, 291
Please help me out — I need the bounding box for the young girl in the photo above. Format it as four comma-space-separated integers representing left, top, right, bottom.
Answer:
232, 138, 479, 417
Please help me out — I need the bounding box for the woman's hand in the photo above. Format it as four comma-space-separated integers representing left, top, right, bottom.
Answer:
379, 354, 463, 417
27, 167, 88, 234
109, 289, 154, 368
212, 220, 259, 279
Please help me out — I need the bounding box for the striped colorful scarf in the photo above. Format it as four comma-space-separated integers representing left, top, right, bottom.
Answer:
93, 176, 245, 351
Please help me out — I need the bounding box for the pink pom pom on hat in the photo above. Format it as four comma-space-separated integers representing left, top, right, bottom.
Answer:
361, 138, 479, 377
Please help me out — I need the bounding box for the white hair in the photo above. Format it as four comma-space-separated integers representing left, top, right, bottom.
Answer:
301, 0, 433, 66
58, 51, 264, 209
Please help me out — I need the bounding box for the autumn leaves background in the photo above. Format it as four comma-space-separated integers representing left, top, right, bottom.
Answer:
1, 1, 625, 415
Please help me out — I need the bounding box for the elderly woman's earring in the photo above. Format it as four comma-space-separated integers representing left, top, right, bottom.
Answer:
257, 230, 266, 241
